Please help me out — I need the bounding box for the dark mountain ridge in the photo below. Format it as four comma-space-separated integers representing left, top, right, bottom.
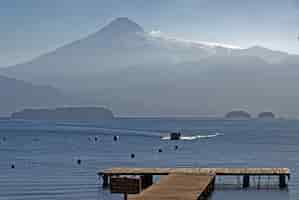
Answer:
0, 75, 68, 116
11, 107, 114, 121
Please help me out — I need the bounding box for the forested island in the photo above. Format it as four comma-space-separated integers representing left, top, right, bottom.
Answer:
11, 107, 114, 121
225, 110, 251, 119
258, 112, 275, 119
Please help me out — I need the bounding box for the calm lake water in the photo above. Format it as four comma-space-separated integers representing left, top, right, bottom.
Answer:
0, 118, 298, 200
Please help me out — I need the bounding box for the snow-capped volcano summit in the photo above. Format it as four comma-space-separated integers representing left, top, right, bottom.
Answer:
1, 17, 294, 80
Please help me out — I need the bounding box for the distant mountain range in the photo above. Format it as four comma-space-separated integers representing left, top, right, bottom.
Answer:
1, 17, 299, 117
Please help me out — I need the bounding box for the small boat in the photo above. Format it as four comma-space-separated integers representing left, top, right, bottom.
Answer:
170, 132, 181, 140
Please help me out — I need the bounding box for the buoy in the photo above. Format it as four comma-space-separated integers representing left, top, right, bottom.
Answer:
158, 148, 163, 153
77, 159, 81, 165
113, 136, 119, 141
131, 153, 135, 159
11, 164, 15, 169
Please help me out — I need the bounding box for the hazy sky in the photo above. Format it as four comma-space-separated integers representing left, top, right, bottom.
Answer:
1, 0, 299, 66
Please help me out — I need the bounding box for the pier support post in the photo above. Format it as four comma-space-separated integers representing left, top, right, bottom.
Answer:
102, 175, 109, 188
211, 176, 216, 191
279, 175, 287, 189
257, 176, 261, 189
243, 175, 250, 188
200, 189, 208, 200
141, 175, 153, 189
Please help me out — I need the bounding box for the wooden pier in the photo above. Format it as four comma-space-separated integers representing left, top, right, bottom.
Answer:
98, 167, 290, 200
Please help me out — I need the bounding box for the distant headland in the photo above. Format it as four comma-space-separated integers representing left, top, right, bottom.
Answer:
225, 110, 251, 119
11, 107, 114, 121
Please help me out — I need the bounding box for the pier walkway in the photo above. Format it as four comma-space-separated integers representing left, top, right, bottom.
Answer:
129, 173, 215, 200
